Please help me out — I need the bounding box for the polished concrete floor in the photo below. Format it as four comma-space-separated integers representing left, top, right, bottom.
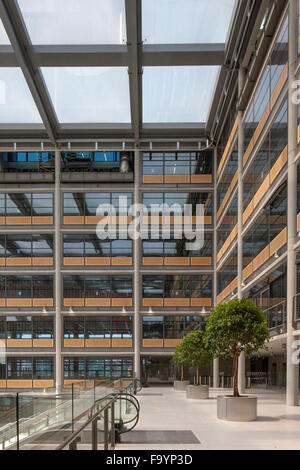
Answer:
117, 386, 300, 451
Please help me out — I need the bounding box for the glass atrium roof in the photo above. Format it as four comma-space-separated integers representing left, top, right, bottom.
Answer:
0, 0, 238, 141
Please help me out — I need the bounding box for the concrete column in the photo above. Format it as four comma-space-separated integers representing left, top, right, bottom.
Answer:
238, 67, 246, 394
287, 0, 299, 406
213, 148, 219, 387
134, 149, 141, 380
55, 148, 62, 392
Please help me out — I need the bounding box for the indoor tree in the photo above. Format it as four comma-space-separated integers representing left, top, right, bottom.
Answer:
204, 299, 269, 398
180, 331, 212, 385
173, 341, 190, 382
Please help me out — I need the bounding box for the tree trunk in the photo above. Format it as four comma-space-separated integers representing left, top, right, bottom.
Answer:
196, 367, 200, 385
233, 353, 240, 398
181, 365, 184, 382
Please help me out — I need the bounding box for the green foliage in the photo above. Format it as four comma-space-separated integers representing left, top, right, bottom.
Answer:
173, 341, 190, 367
205, 299, 269, 359
180, 330, 212, 368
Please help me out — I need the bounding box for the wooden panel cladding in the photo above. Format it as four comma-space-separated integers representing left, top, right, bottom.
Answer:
270, 63, 288, 109
32, 216, 53, 225
191, 175, 213, 184
7, 380, 33, 389
85, 216, 132, 225
191, 257, 212, 266
0, 258, 5, 267
252, 246, 270, 272
143, 339, 164, 348
164, 257, 190, 266
32, 257, 53, 267
270, 146, 288, 184
253, 175, 270, 209
0, 217, 5, 225
6, 217, 32, 225
217, 116, 239, 178
142, 216, 212, 225
111, 257, 132, 266
298, 213, 300, 232
217, 225, 238, 263
143, 175, 164, 184
164, 339, 182, 348
85, 257, 110, 266
0, 299, 5, 307
64, 298, 85, 307
298, 124, 300, 144
143, 298, 164, 307
64, 339, 85, 348
112, 339, 133, 348
143, 257, 164, 266
243, 200, 254, 225
253, 105, 270, 144
111, 298, 132, 308
33, 380, 54, 389
64, 257, 85, 266
269, 228, 287, 256
7, 298, 32, 307
85, 298, 110, 307
191, 298, 212, 308
243, 263, 253, 281
217, 171, 238, 221
64, 216, 85, 225
243, 139, 254, 167
6, 258, 31, 267
33, 339, 54, 348
85, 216, 104, 225
165, 175, 190, 184
7, 339, 33, 348
165, 298, 189, 307
33, 299, 53, 308
85, 339, 110, 348
0, 381, 6, 388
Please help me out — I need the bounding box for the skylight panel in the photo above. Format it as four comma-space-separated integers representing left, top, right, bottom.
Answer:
41, 67, 131, 123
17, 0, 127, 45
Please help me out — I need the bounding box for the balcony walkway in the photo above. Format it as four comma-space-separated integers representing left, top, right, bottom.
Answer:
115, 386, 300, 451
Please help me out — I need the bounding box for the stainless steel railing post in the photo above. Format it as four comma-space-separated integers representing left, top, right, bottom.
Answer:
104, 409, 109, 450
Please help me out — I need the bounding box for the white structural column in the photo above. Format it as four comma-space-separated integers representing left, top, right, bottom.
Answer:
134, 149, 141, 380
55, 147, 62, 392
213, 148, 219, 388
238, 67, 246, 394
286, 0, 299, 406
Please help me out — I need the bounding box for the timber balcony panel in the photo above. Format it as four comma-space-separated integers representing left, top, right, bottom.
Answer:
0, 299, 5, 307
243, 139, 254, 167
6, 258, 32, 267
33, 299, 53, 307
252, 246, 270, 272
7, 380, 33, 389
85, 339, 111, 348
243, 200, 254, 225
164, 339, 182, 348
253, 175, 270, 209
32, 216, 53, 225
112, 339, 133, 348
63, 216, 85, 225
253, 105, 270, 146
0, 381, 6, 388
64, 257, 85, 266
243, 263, 253, 281
270, 147, 288, 184
64, 298, 85, 307
0, 217, 5, 225
142, 257, 164, 266
191, 257, 212, 266
270, 63, 288, 109
143, 298, 164, 307
33, 380, 54, 389
111, 298, 132, 307
217, 116, 238, 178
143, 339, 164, 348
298, 124, 300, 144
7, 339, 33, 348
164, 175, 190, 184
32, 257, 53, 267
190, 298, 212, 307
269, 228, 287, 256
6, 217, 31, 225
33, 339, 54, 348
85, 257, 110, 266
64, 339, 85, 348
297, 213, 300, 232
85, 298, 110, 307
191, 175, 213, 184
7, 298, 32, 307
143, 175, 164, 184
164, 257, 190, 266
164, 298, 190, 307
111, 257, 132, 267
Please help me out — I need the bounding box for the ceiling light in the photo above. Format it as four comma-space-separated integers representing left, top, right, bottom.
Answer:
13, 142, 17, 151
68, 142, 71, 150
41, 142, 44, 151
42, 307, 47, 314
122, 307, 127, 315
95, 142, 98, 151
150, 142, 153, 150
148, 307, 154, 315
69, 307, 74, 314
177, 142, 180, 150
274, 252, 279, 259
201, 307, 206, 314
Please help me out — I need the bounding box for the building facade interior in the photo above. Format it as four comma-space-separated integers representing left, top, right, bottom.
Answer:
0, 0, 299, 408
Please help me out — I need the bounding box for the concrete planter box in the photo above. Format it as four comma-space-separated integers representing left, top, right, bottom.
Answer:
186, 385, 209, 400
217, 396, 257, 422
174, 380, 190, 391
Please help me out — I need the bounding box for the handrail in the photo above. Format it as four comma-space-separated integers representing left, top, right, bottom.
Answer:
294, 293, 300, 322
